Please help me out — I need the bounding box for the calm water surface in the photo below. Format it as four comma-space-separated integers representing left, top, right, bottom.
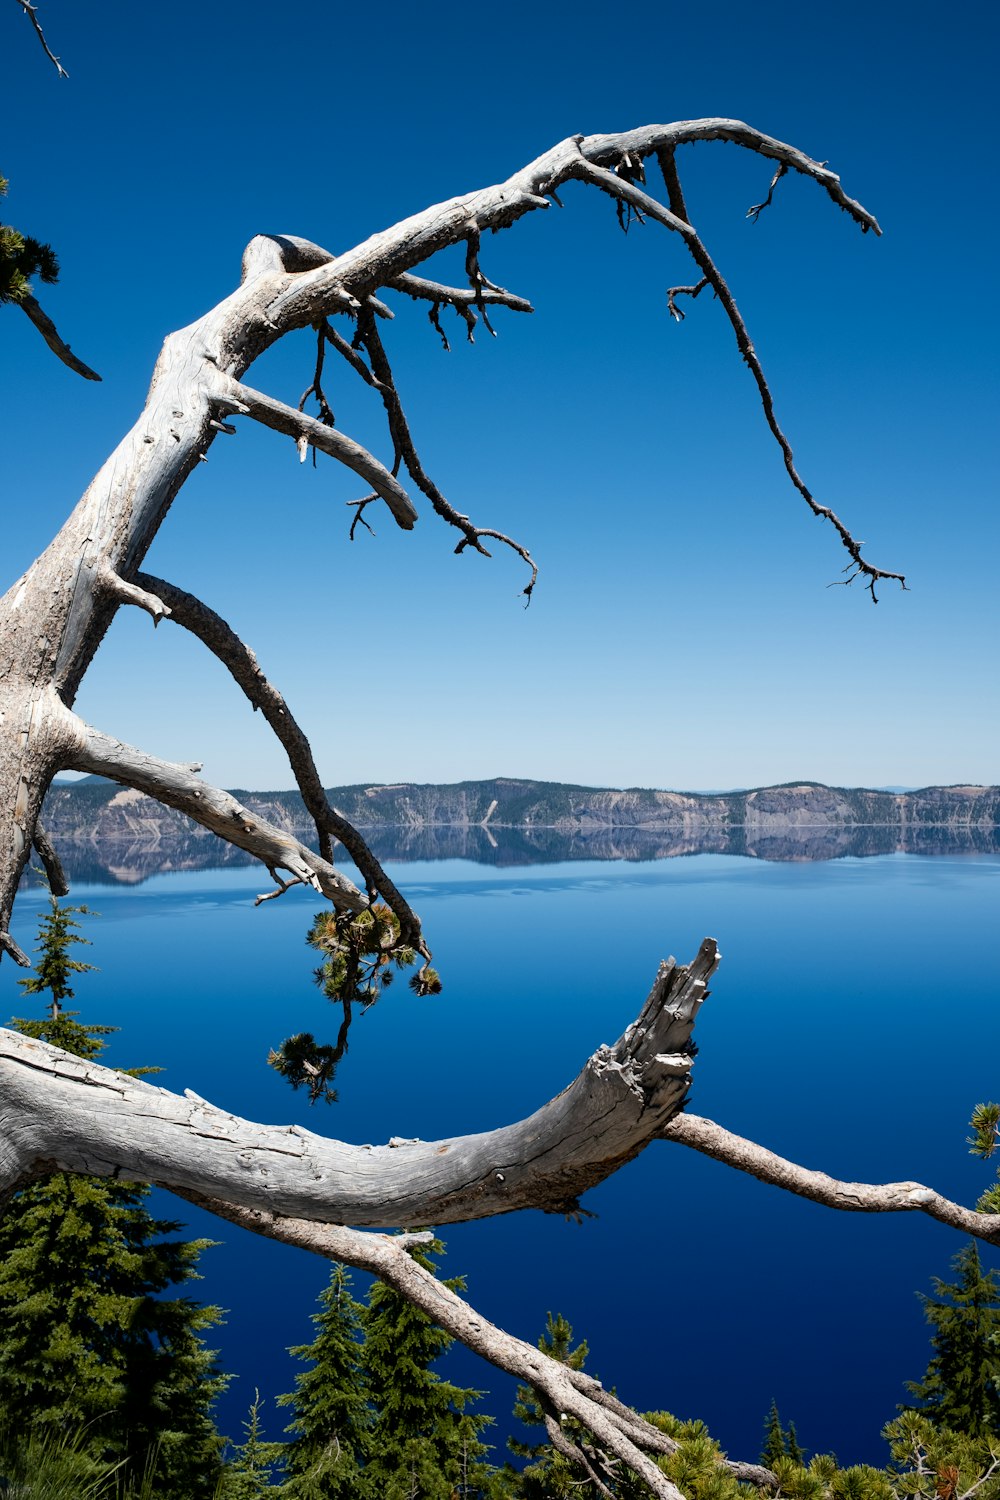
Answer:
5, 850, 1000, 1467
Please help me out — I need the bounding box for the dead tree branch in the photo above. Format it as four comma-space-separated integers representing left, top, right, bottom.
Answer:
653, 147, 905, 600
15, 0, 66, 76
65, 720, 367, 912
389, 271, 534, 315
345, 307, 539, 601
30, 822, 68, 896
18, 293, 101, 380
131, 571, 427, 948
0, 119, 901, 960
210, 376, 418, 528
165, 1191, 775, 1500
0, 941, 717, 1225
662, 1113, 1000, 1244
746, 162, 789, 222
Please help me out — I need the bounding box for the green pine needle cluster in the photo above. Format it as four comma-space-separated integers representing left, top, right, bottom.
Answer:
0, 173, 60, 304
268, 904, 441, 1103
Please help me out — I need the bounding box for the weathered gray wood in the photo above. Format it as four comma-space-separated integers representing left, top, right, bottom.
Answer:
662, 1113, 1000, 1245
0, 118, 892, 956
0, 123, 908, 1496
0, 940, 717, 1226
67, 720, 367, 910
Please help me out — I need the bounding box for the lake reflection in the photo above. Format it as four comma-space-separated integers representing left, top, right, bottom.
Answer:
4, 846, 1000, 1469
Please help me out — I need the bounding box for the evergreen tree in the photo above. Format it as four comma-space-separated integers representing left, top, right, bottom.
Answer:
883, 1410, 1000, 1500
219, 1391, 285, 1497
904, 1242, 1000, 1437
762, 1399, 788, 1468
361, 1237, 496, 1498
17, 892, 98, 1019
509, 1312, 596, 1497
761, 1400, 807, 1468
278, 1265, 371, 1496
0, 896, 227, 1497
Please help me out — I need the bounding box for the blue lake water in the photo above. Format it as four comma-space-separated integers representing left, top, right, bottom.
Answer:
4, 849, 1000, 1469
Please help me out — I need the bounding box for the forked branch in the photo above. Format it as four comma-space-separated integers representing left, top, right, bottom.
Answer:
131, 571, 427, 948
168, 1194, 777, 1500
65, 721, 367, 912
342, 307, 539, 600
210, 376, 418, 529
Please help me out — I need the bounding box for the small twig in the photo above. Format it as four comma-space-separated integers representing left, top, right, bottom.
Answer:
298, 323, 336, 471
666, 276, 710, 321
254, 869, 306, 906
347, 494, 378, 540
746, 162, 789, 222
17, 0, 67, 76
612, 150, 649, 233
428, 301, 450, 351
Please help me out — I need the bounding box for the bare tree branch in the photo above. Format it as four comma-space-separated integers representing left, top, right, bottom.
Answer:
65, 720, 368, 913
746, 162, 789, 223
131, 571, 427, 948
663, 1113, 1000, 1245
341, 307, 539, 601
18, 294, 100, 380
15, 0, 66, 76
167, 1189, 773, 1499
0, 941, 717, 1225
30, 822, 68, 896
389, 271, 534, 315
96, 561, 170, 624
653, 148, 905, 600
210, 376, 418, 529
0, 931, 30, 967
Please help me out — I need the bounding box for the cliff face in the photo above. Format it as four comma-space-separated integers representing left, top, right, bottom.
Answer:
42, 776, 1000, 844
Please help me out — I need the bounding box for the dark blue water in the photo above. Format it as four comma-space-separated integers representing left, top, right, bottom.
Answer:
5, 851, 1000, 1470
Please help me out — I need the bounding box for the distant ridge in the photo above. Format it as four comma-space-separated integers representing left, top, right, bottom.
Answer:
27, 777, 999, 889
42, 774, 1000, 838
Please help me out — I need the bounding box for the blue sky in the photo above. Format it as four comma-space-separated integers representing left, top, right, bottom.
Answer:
2, 0, 998, 792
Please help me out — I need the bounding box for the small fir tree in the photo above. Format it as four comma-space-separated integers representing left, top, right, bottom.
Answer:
883, 1410, 1000, 1500
761, 1400, 806, 1468
0, 896, 227, 1498
361, 1237, 496, 1499
278, 1265, 371, 1496
17, 892, 97, 1019
903, 1242, 1000, 1438
762, 1400, 788, 1468
509, 1312, 595, 1497
219, 1391, 285, 1497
